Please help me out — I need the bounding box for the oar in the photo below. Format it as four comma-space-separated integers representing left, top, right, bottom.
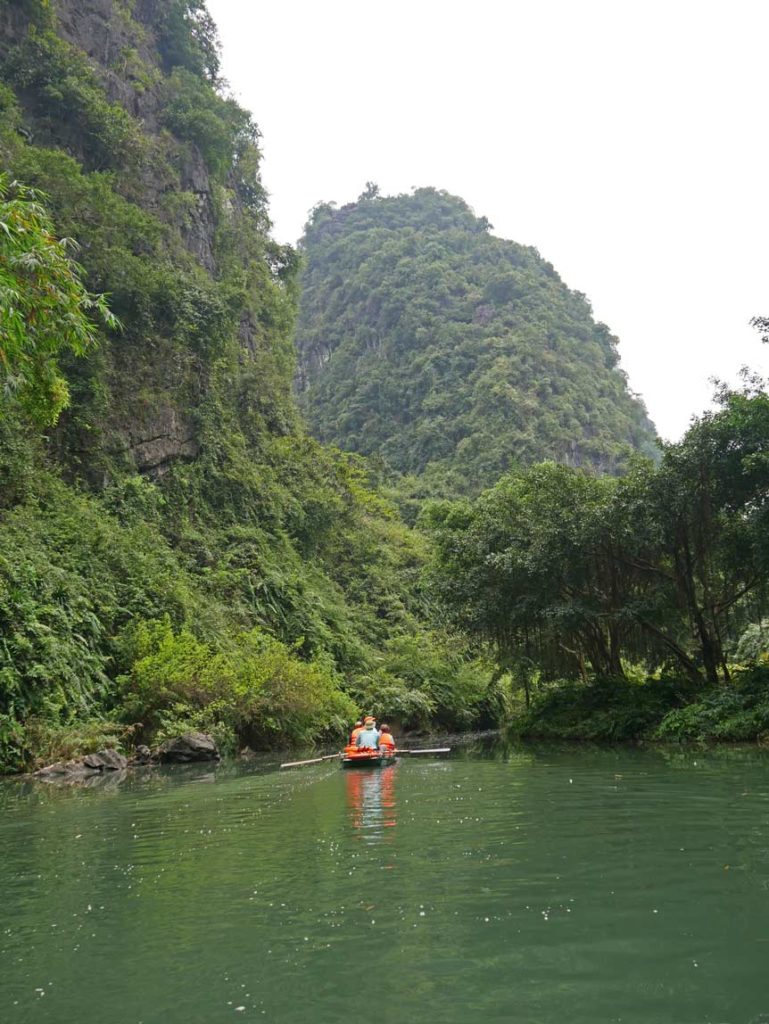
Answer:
280, 753, 340, 769
395, 747, 451, 755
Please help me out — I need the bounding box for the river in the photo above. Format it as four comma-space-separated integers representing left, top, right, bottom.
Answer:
2, 740, 769, 1023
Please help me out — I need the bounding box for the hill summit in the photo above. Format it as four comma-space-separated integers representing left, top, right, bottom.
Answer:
295, 188, 657, 492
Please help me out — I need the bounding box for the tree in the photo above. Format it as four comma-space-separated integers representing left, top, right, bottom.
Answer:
424, 464, 635, 685
649, 380, 769, 685
425, 382, 769, 691
750, 315, 769, 344
0, 175, 118, 425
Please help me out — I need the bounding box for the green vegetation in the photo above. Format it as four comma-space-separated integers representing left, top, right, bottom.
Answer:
509, 677, 686, 742
120, 618, 357, 752
1, 0, 765, 771
348, 631, 500, 734
296, 187, 657, 494
507, 664, 769, 743
425, 374, 769, 741
2, 24, 143, 169
0, 174, 119, 424
0, 0, 495, 772
653, 666, 769, 742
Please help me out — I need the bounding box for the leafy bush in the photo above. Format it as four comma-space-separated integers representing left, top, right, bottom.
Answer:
2, 29, 142, 168
0, 174, 118, 423
20, 717, 131, 771
350, 673, 436, 731
120, 618, 357, 747
511, 677, 685, 742
655, 665, 769, 742
153, 0, 221, 82
351, 632, 494, 731
0, 473, 206, 736
735, 622, 769, 663
163, 68, 257, 179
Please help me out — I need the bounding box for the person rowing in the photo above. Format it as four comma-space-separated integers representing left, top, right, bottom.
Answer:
378, 724, 396, 750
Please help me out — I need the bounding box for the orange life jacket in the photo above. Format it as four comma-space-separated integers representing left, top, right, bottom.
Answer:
379, 732, 395, 748
350, 726, 364, 744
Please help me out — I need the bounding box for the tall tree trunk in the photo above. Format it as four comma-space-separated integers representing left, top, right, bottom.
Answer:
608, 623, 625, 678
677, 530, 721, 686
636, 617, 703, 686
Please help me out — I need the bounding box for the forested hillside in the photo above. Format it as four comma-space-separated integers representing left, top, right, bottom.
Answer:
425, 370, 769, 742
296, 188, 657, 493
0, 0, 494, 771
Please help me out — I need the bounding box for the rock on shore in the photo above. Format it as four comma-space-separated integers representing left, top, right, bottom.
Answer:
157, 732, 221, 763
33, 733, 220, 781
35, 748, 128, 779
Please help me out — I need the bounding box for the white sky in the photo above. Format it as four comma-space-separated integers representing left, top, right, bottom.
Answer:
207, 0, 768, 441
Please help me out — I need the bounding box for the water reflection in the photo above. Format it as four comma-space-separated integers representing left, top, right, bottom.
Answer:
345, 764, 397, 842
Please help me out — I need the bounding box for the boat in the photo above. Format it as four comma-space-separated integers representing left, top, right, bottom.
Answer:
340, 745, 397, 769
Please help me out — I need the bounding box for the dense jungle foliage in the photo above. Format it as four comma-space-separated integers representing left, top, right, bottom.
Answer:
0, 0, 494, 771
2, 0, 767, 772
295, 187, 657, 495
425, 374, 769, 741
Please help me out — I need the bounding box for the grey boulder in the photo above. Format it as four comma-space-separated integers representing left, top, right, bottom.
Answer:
157, 732, 220, 763
82, 749, 128, 771
35, 748, 127, 779
131, 744, 153, 765
35, 760, 94, 779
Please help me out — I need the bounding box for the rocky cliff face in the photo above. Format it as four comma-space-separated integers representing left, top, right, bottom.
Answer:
1, 0, 294, 479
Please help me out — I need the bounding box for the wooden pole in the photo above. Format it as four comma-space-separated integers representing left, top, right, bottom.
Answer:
280, 753, 340, 769
395, 748, 451, 754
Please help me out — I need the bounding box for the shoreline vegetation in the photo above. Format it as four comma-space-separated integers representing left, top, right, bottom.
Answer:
11, 679, 769, 784
423, 380, 769, 752
2, 1, 769, 775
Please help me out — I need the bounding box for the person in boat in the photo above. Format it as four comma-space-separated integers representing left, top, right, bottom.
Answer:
350, 720, 364, 744
378, 724, 396, 750
355, 716, 380, 749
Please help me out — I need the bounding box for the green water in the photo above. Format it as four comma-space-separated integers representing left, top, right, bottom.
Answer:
2, 742, 769, 1024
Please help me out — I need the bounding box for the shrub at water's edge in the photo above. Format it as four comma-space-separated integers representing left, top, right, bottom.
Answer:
508, 665, 769, 743
508, 677, 687, 742
119, 618, 357, 752
653, 665, 769, 742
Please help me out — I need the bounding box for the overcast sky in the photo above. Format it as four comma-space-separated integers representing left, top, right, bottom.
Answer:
207, 0, 767, 441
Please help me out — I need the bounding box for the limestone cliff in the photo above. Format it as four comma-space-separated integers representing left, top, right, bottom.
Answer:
1, 0, 296, 479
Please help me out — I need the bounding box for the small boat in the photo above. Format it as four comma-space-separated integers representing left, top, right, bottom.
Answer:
341, 745, 397, 769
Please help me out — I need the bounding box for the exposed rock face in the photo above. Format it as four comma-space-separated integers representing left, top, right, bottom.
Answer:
83, 749, 128, 771
36, 748, 127, 778
35, 760, 95, 779
121, 403, 199, 476
2, 0, 224, 478
157, 732, 220, 763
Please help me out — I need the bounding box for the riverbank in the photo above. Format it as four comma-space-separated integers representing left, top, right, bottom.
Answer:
510, 665, 769, 743
1, 715, 488, 779
7, 661, 769, 779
